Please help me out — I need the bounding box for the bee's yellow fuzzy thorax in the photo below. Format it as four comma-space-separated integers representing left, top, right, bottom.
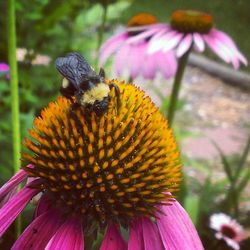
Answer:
81, 83, 110, 105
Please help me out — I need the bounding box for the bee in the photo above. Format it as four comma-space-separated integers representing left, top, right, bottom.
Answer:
55, 52, 120, 116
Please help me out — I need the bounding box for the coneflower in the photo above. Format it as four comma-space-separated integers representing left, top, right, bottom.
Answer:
0, 79, 203, 249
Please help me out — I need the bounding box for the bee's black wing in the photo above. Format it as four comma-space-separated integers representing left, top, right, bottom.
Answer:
55, 52, 96, 86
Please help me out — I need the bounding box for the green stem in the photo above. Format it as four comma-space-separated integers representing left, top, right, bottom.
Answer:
96, 1, 108, 53
8, 0, 21, 237
167, 50, 191, 126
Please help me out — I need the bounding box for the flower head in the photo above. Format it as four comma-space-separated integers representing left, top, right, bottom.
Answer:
0, 80, 203, 249
210, 213, 247, 250
99, 13, 177, 80
147, 10, 247, 69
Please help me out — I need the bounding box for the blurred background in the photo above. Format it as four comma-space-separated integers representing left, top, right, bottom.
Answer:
0, 0, 249, 249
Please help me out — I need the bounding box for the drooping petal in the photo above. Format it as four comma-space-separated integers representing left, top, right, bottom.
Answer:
141, 217, 164, 250
203, 34, 231, 64
0, 169, 27, 201
113, 44, 131, 76
100, 224, 127, 250
99, 32, 127, 65
34, 194, 52, 218
45, 217, 84, 250
148, 30, 181, 54
156, 201, 204, 250
176, 34, 193, 57
127, 42, 146, 79
126, 26, 163, 44
193, 33, 205, 52
12, 209, 63, 250
0, 184, 40, 237
128, 218, 144, 250
142, 50, 158, 80
157, 50, 177, 79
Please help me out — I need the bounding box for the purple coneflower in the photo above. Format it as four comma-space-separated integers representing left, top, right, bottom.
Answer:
0, 79, 203, 249
210, 213, 247, 250
100, 13, 177, 80
147, 10, 247, 69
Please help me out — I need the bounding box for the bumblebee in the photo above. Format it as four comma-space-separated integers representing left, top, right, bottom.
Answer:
55, 52, 120, 116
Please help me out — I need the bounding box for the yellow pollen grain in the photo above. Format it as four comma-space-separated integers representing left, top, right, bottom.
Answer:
78, 137, 84, 146
61, 176, 67, 182
140, 190, 151, 195
126, 187, 136, 192
98, 128, 104, 139
72, 174, 78, 181
48, 162, 54, 168
89, 156, 95, 165
91, 120, 97, 133
68, 150, 74, 159
103, 161, 109, 169
58, 150, 66, 159
130, 173, 141, 179
114, 141, 123, 151
107, 122, 112, 134
59, 140, 66, 149
98, 138, 104, 149
130, 197, 140, 202
64, 129, 70, 140
115, 168, 124, 174
107, 198, 115, 203
106, 136, 112, 146
111, 159, 119, 167
124, 162, 133, 169
123, 203, 132, 208
100, 186, 106, 192
86, 181, 93, 188
116, 191, 125, 197
64, 184, 71, 190
49, 175, 56, 181
97, 177, 103, 183
88, 144, 93, 154
50, 187, 58, 192
134, 182, 146, 188
70, 138, 75, 148
114, 128, 122, 140
93, 165, 99, 173
72, 127, 78, 139
89, 191, 94, 198
50, 150, 57, 159
37, 160, 46, 167
79, 160, 85, 168
107, 148, 114, 158
120, 178, 130, 184
110, 184, 118, 190
52, 138, 59, 148
142, 175, 154, 181
69, 164, 75, 171
82, 172, 88, 179
99, 149, 105, 160
106, 173, 114, 180
76, 184, 82, 189
78, 147, 83, 158
88, 132, 94, 144
58, 163, 65, 170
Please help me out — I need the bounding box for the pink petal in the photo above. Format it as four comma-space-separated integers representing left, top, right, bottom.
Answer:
148, 30, 180, 54
126, 26, 163, 44
12, 209, 63, 250
193, 33, 205, 52
176, 34, 193, 57
157, 50, 177, 79
157, 201, 204, 250
0, 63, 10, 72
128, 218, 143, 250
45, 217, 84, 250
100, 224, 127, 250
142, 51, 158, 79
34, 194, 52, 218
0, 169, 27, 201
99, 32, 127, 65
113, 44, 131, 76
0, 184, 40, 237
203, 34, 231, 64
141, 217, 164, 250
127, 43, 146, 79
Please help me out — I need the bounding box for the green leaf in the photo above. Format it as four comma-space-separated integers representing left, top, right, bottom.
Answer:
184, 195, 199, 225
213, 141, 233, 183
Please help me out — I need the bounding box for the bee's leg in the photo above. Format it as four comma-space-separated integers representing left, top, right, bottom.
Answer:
98, 68, 105, 80
109, 83, 121, 110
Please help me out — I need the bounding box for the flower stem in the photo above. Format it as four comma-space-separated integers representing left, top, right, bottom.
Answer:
8, 0, 21, 237
96, 0, 108, 52
167, 50, 191, 126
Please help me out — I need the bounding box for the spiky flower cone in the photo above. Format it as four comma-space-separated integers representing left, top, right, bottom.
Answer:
23, 80, 181, 228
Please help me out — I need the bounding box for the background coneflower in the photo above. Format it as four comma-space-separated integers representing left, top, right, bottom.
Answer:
0, 80, 203, 249
100, 13, 177, 81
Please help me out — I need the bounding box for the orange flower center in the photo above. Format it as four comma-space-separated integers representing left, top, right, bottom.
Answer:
127, 13, 158, 27
170, 10, 213, 34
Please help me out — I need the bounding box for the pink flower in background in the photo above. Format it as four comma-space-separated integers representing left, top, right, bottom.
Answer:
100, 13, 177, 80
0, 63, 9, 72
210, 213, 247, 250
147, 10, 247, 69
